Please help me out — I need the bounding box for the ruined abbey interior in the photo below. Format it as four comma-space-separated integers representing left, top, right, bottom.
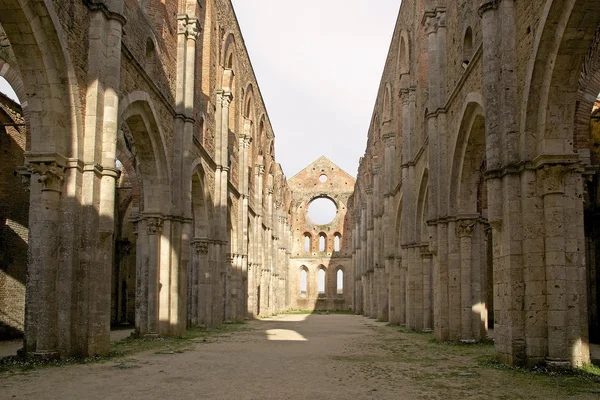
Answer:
1, 0, 600, 373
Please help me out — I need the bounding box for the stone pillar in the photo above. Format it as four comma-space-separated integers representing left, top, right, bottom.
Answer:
144, 216, 163, 336
458, 218, 476, 342
539, 164, 589, 366
388, 256, 401, 324
422, 248, 433, 332
174, 13, 200, 337
191, 238, 211, 326
25, 161, 65, 358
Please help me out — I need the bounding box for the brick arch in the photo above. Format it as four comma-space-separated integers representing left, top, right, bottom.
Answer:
394, 195, 403, 255
397, 29, 411, 89
115, 134, 142, 215
382, 83, 393, 122
416, 169, 429, 244
118, 92, 171, 214
520, 0, 600, 159
573, 29, 600, 164
448, 96, 485, 216
221, 31, 238, 70
190, 160, 212, 238
0, 0, 83, 158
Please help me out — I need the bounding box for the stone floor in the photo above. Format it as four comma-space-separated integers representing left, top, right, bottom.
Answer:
1, 315, 599, 399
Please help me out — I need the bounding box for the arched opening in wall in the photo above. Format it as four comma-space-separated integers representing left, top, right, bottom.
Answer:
307, 196, 337, 225
189, 166, 211, 327
112, 130, 141, 329
336, 268, 344, 295
334, 233, 341, 252
462, 27, 473, 68
115, 96, 170, 335
0, 2, 89, 355
113, 172, 137, 327
0, 81, 27, 340
304, 233, 312, 253
581, 82, 600, 346
317, 267, 326, 296
299, 267, 308, 297
318, 232, 327, 252
383, 85, 392, 122
452, 102, 492, 339
398, 34, 409, 76
145, 37, 156, 72
521, 2, 600, 364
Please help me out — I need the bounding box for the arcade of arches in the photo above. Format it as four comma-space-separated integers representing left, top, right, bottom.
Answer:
0, 0, 600, 369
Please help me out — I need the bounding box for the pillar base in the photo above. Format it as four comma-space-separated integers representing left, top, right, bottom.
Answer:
144, 333, 160, 339
546, 359, 571, 368
31, 350, 59, 360
460, 339, 477, 344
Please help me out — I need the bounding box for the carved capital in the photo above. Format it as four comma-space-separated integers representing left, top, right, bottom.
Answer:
226, 253, 235, 264
266, 185, 274, 195
422, 8, 446, 34
539, 164, 566, 196
145, 217, 163, 235
382, 133, 396, 148
192, 239, 210, 254
240, 134, 252, 149
28, 161, 65, 193
457, 219, 477, 238
256, 164, 265, 175
177, 14, 201, 40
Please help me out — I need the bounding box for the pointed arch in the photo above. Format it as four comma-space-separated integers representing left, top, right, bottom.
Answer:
118, 91, 171, 213
448, 95, 485, 216
0, 0, 83, 158
416, 170, 429, 244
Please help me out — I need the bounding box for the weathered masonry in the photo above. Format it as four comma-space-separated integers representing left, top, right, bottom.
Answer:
288, 157, 355, 312
350, 0, 600, 367
0, 0, 293, 358
2, 0, 600, 370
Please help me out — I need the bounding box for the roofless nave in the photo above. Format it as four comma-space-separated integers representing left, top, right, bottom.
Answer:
0, 0, 599, 369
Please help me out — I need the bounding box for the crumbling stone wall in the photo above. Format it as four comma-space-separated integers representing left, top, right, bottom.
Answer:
350, 0, 600, 368
0, 93, 27, 339
288, 157, 355, 311
0, 0, 292, 357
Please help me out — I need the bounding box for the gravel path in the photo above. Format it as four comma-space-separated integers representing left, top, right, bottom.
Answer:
1, 314, 599, 399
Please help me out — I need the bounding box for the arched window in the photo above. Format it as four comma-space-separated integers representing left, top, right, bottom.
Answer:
304, 233, 311, 253
300, 268, 308, 296
336, 269, 344, 294
463, 27, 473, 67
319, 233, 326, 252
334, 233, 341, 252
318, 268, 326, 294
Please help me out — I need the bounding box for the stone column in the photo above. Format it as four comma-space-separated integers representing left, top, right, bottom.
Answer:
422, 248, 433, 332
26, 161, 65, 358
191, 238, 211, 326
458, 218, 477, 342
173, 13, 200, 337
539, 164, 589, 366
145, 216, 163, 336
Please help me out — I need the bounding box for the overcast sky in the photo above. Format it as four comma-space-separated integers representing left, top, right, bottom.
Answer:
0, 1, 400, 178
231, 0, 400, 178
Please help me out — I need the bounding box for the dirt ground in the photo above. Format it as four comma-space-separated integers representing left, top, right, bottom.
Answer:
1, 314, 599, 399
